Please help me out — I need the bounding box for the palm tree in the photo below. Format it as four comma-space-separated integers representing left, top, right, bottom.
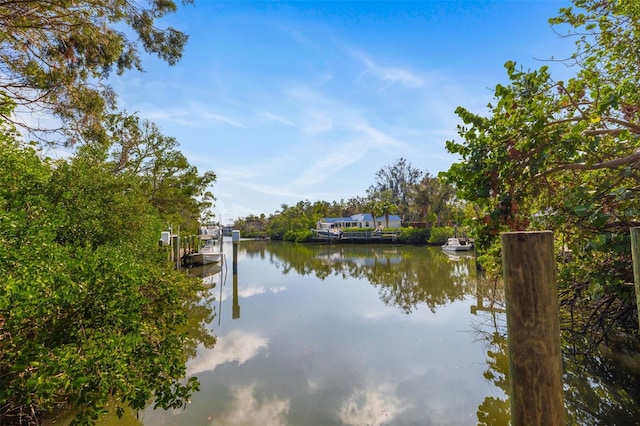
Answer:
365, 199, 382, 229
378, 200, 399, 228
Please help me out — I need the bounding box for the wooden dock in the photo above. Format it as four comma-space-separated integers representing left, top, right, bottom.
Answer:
312, 230, 399, 243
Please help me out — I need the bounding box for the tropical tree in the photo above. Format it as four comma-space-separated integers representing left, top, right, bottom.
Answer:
343, 196, 369, 216
267, 202, 317, 240
368, 158, 423, 221
0, 116, 214, 423
365, 198, 383, 229
104, 111, 216, 232
0, 0, 192, 144
443, 0, 640, 335
413, 173, 457, 226
375, 190, 399, 228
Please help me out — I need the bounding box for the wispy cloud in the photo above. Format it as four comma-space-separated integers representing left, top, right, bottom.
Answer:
289, 125, 403, 188
257, 112, 295, 127
129, 101, 245, 128
202, 111, 245, 128
351, 50, 426, 89
280, 85, 407, 187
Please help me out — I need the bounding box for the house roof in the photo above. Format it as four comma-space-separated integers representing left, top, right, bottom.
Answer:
323, 214, 401, 223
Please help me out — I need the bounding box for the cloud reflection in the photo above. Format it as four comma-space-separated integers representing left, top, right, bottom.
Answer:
339, 383, 408, 426
211, 384, 290, 426
187, 330, 268, 376
221, 285, 287, 301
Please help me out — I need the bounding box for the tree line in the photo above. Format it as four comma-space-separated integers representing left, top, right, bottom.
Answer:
233, 157, 467, 242
2, 0, 639, 423
237, 0, 640, 342
0, 1, 217, 424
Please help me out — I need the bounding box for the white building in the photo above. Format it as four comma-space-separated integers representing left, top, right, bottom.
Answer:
319, 213, 402, 229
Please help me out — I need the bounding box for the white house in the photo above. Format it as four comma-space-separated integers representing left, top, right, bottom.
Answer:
319, 213, 402, 229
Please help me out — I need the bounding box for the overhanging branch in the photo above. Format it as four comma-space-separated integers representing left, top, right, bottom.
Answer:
537, 151, 640, 178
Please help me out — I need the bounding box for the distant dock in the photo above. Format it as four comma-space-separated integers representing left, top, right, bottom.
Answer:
312, 229, 399, 243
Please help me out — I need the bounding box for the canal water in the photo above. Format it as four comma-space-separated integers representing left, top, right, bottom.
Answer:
133, 239, 639, 425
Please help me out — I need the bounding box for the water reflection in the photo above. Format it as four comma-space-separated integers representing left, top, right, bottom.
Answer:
138, 240, 640, 425
469, 275, 511, 426
140, 241, 492, 425
257, 241, 478, 314
186, 262, 223, 288
232, 242, 241, 320
470, 274, 640, 425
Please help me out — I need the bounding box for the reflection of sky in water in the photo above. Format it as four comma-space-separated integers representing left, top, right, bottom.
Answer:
141, 242, 499, 425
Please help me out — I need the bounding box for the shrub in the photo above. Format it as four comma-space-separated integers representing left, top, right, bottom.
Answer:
428, 226, 455, 245
283, 229, 313, 242
398, 228, 430, 244
0, 136, 214, 423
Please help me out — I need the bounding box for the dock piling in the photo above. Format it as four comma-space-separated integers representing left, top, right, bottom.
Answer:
501, 231, 565, 425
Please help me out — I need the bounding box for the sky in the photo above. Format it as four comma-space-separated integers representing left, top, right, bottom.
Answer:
108, 0, 576, 224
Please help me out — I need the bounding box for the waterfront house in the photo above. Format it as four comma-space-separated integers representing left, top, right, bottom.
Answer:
318, 213, 402, 230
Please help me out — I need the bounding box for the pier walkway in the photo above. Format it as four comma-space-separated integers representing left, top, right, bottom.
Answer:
312, 229, 399, 243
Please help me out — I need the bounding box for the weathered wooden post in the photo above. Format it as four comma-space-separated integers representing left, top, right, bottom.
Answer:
630, 227, 640, 330
501, 231, 565, 425
171, 235, 179, 269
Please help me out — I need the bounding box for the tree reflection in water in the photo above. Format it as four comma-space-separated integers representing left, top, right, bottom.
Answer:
210, 240, 639, 425
248, 241, 477, 314
470, 274, 640, 425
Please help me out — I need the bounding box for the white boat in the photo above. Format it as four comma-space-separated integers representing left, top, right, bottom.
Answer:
189, 239, 222, 265
313, 222, 343, 240
441, 237, 474, 252
198, 225, 220, 240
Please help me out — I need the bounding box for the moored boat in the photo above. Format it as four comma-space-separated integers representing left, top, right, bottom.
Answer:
198, 225, 220, 240
312, 222, 343, 240
441, 237, 474, 252
188, 238, 222, 265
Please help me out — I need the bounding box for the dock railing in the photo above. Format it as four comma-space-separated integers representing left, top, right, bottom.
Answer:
337, 229, 399, 243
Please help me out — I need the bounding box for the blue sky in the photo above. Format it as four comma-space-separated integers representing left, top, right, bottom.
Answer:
110, 0, 574, 223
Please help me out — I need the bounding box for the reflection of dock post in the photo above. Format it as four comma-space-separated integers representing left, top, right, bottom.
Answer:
501, 231, 565, 425
232, 230, 240, 320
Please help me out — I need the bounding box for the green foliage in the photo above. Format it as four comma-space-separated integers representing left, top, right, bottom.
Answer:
104, 112, 217, 233
240, 159, 466, 240
415, 173, 461, 226
3, 245, 202, 418
0, 0, 192, 143
367, 157, 422, 221
397, 228, 430, 244
283, 229, 314, 242
239, 230, 268, 239
442, 0, 640, 335
428, 227, 455, 245
266, 201, 319, 239
0, 125, 214, 423
48, 149, 157, 249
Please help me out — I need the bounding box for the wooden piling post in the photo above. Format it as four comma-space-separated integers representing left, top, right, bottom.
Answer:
501, 231, 565, 425
171, 235, 179, 269
630, 227, 640, 330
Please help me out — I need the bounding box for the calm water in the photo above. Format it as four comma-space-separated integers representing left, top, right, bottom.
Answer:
126, 239, 639, 426
139, 240, 498, 425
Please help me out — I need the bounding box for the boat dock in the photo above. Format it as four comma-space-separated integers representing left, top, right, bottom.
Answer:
312, 229, 399, 243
